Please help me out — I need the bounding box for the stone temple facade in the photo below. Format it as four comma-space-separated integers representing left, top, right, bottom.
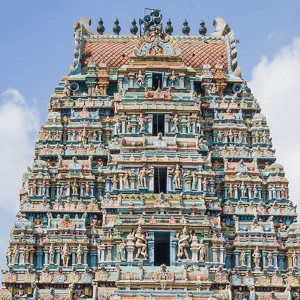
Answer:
1, 9, 300, 300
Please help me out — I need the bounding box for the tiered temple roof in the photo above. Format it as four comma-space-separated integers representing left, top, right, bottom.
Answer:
1, 10, 299, 300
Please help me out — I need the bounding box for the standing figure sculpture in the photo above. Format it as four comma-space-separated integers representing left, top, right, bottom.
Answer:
198, 240, 206, 261
134, 226, 148, 259
252, 247, 261, 269
177, 226, 191, 259
138, 166, 148, 188
119, 238, 127, 261
137, 114, 147, 132
76, 244, 83, 264
49, 244, 55, 264
61, 243, 71, 267
173, 164, 184, 189
171, 114, 180, 133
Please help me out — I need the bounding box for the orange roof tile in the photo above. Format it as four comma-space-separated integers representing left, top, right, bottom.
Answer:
82, 37, 228, 70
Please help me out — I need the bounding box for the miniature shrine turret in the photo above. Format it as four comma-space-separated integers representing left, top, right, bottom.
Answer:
1, 8, 299, 300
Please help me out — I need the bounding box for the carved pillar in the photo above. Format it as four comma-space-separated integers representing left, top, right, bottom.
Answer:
170, 232, 177, 266
262, 250, 268, 268
219, 246, 225, 264
167, 167, 173, 193
234, 249, 240, 267
147, 232, 154, 267
83, 248, 88, 265
149, 166, 154, 192
72, 248, 76, 265
148, 114, 153, 135
107, 245, 113, 261
246, 249, 251, 268
44, 248, 49, 265
55, 248, 61, 265
212, 245, 218, 263
273, 250, 279, 268
165, 114, 171, 134
36, 250, 43, 269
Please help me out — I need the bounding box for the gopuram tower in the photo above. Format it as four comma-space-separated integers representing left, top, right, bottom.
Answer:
2, 9, 300, 300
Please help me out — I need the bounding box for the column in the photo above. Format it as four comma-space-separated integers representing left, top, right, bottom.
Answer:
107, 245, 113, 262
273, 250, 279, 268
36, 250, 43, 269
83, 248, 88, 265
72, 248, 76, 265
44, 248, 49, 265
234, 250, 240, 267
90, 251, 97, 267
99, 245, 105, 262
219, 246, 225, 264
148, 114, 153, 135
246, 250, 251, 268
167, 167, 173, 193
262, 250, 268, 268
165, 114, 171, 134
55, 247, 61, 265
149, 166, 154, 192
170, 232, 177, 266
147, 232, 154, 267
212, 245, 218, 263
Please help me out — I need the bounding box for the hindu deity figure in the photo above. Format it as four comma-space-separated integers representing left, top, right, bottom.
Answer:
173, 164, 184, 189
119, 238, 127, 261
123, 171, 129, 189
61, 243, 71, 267
111, 175, 119, 190
171, 114, 180, 133
23, 246, 29, 264
13, 245, 19, 264
239, 250, 246, 266
236, 159, 248, 175
72, 179, 78, 194
137, 113, 147, 132
113, 118, 121, 135
252, 247, 261, 269
169, 70, 178, 87
138, 166, 148, 188
85, 182, 90, 196
90, 215, 100, 228
198, 240, 206, 261
33, 215, 43, 226
49, 244, 55, 264
76, 244, 83, 264
177, 226, 191, 259
134, 226, 148, 259
267, 251, 273, 267
192, 172, 197, 190
292, 251, 297, 267
126, 116, 132, 133
136, 70, 145, 86
6, 248, 12, 265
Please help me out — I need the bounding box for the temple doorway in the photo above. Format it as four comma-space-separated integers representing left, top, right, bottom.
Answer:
154, 232, 170, 266
152, 73, 162, 90
153, 114, 165, 136
154, 167, 167, 193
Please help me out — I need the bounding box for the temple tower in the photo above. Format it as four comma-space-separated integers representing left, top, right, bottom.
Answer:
1, 9, 299, 300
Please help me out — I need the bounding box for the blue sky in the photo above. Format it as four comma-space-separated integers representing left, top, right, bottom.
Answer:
0, 0, 300, 270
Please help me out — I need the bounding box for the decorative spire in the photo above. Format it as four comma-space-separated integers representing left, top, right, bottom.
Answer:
130, 18, 138, 35
97, 18, 105, 35
165, 18, 173, 35
182, 19, 190, 36
113, 18, 121, 35
199, 19, 207, 36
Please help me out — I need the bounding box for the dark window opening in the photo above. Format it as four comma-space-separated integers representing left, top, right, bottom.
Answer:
107, 82, 118, 96
152, 73, 162, 90
153, 114, 165, 136
154, 167, 167, 194
194, 82, 204, 95
154, 232, 170, 266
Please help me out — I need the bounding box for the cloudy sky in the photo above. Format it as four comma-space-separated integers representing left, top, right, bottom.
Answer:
0, 0, 299, 269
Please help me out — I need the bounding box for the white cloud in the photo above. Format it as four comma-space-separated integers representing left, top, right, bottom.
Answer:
248, 37, 300, 213
0, 88, 40, 211
267, 32, 276, 40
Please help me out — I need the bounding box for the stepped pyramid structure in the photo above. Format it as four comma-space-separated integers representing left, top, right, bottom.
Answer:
2, 9, 300, 300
